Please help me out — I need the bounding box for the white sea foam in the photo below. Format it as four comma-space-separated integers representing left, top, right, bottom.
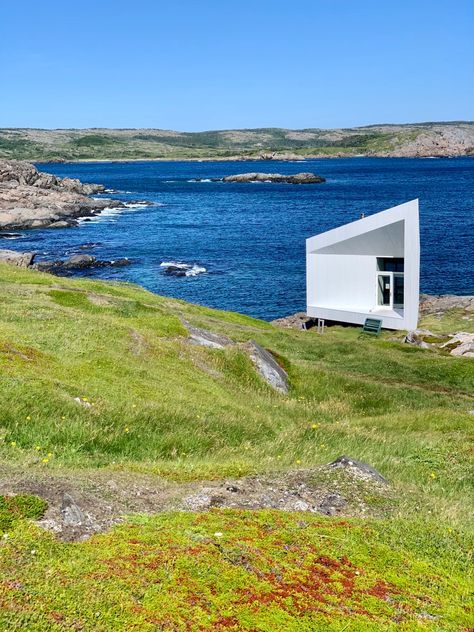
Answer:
187, 178, 212, 183
186, 264, 206, 276
123, 202, 149, 209
78, 206, 124, 223
0, 233, 24, 240
160, 261, 207, 276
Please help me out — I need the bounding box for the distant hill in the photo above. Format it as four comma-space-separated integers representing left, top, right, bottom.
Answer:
0, 121, 473, 161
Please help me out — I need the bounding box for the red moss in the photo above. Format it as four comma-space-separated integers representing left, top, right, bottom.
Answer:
366, 579, 398, 600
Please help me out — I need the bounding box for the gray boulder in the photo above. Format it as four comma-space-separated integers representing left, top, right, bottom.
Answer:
182, 320, 233, 349
61, 493, 86, 527
246, 340, 289, 394
0, 248, 35, 267
329, 456, 389, 484
63, 254, 97, 269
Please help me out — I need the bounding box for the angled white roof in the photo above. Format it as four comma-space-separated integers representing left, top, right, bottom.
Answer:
306, 199, 419, 255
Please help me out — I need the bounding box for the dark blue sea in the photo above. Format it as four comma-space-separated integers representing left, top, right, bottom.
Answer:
7, 158, 474, 320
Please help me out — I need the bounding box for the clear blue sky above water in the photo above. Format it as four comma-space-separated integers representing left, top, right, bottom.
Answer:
1, 0, 473, 130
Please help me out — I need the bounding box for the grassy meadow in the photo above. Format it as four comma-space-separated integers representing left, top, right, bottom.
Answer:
0, 264, 473, 630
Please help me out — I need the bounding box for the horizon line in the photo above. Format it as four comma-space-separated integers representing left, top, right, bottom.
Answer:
1, 120, 473, 134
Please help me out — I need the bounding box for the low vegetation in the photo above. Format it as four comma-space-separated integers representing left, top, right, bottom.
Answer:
1, 511, 472, 630
0, 122, 472, 161
0, 264, 472, 629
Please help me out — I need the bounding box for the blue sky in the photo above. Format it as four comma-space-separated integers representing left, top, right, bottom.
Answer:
1, 0, 473, 130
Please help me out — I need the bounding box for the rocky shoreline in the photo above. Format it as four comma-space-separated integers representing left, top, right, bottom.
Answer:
220, 172, 326, 184
0, 160, 123, 230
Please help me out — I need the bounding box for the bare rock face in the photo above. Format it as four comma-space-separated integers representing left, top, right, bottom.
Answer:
245, 340, 289, 394
0, 159, 121, 230
222, 172, 325, 184
419, 294, 474, 314
0, 249, 35, 267
181, 319, 234, 349
272, 312, 315, 330
404, 329, 434, 349
441, 332, 474, 357
33, 254, 132, 274
329, 456, 389, 485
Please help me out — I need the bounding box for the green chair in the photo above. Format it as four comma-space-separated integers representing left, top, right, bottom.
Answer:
359, 317, 382, 337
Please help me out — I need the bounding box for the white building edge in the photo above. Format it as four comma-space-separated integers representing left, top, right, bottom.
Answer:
306, 199, 420, 331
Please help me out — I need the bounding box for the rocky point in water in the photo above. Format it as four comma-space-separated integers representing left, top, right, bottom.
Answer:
219, 172, 326, 184
0, 160, 123, 230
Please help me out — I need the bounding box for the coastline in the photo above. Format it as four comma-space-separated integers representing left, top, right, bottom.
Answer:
34, 153, 474, 164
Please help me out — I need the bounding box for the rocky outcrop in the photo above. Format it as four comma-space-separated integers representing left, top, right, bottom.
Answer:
181, 320, 289, 393
0, 249, 131, 274
34, 254, 131, 274
0, 160, 122, 229
328, 456, 389, 484
0, 249, 35, 267
221, 172, 325, 184
272, 312, 316, 330
245, 340, 289, 394
419, 294, 474, 314
441, 332, 474, 358
182, 319, 234, 349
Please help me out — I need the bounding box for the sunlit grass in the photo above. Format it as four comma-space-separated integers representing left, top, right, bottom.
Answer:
0, 263, 473, 529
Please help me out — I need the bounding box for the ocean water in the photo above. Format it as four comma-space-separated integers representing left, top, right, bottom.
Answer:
5, 158, 473, 320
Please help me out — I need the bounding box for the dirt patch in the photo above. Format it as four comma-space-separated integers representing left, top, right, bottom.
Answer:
87, 292, 118, 307
128, 328, 149, 356
0, 460, 392, 541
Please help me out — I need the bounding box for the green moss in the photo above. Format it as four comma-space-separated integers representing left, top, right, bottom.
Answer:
0, 494, 47, 533
0, 511, 471, 630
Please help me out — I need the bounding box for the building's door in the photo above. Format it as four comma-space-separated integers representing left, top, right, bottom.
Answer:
377, 272, 404, 309
377, 274, 392, 307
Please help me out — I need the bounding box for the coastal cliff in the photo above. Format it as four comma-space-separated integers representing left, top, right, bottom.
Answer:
0, 160, 120, 229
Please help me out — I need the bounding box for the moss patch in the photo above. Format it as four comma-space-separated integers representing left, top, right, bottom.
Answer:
0, 494, 47, 534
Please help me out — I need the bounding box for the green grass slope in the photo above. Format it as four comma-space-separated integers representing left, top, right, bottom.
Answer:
0, 265, 473, 630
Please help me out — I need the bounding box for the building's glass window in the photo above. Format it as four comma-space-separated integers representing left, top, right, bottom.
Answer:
377, 257, 404, 272
393, 274, 404, 307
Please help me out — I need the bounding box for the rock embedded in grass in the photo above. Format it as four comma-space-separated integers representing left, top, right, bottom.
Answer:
329, 456, 389, 484
245, 340, 289, 394
182, 319, 233, 349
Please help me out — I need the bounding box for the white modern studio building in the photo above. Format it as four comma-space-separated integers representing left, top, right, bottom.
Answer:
306, 199, 420, 330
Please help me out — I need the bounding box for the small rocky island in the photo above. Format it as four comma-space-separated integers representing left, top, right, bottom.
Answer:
0, 160, 121, 230
219, 172, 326, 184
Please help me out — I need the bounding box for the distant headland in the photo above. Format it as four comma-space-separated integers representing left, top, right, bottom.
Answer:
0, 121, 473, 162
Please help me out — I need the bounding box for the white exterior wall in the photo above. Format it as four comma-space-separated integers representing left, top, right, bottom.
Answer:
306, 200, 420, 331
307, 254, 376, 311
